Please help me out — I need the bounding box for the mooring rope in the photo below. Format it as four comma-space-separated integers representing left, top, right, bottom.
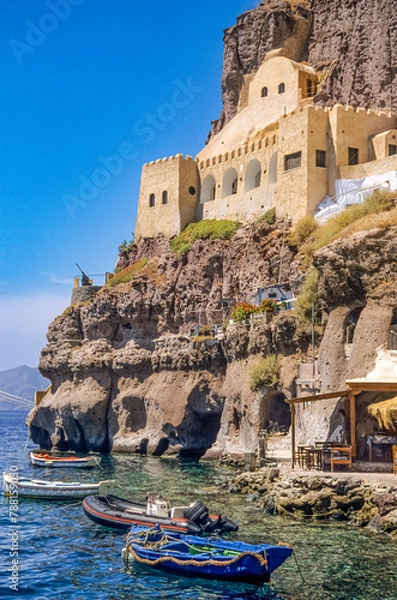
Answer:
292, 549, 307, 585
125, 543, 268, 569
126, 527, 268, 568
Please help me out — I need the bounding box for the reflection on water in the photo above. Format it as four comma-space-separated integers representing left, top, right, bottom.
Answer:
1, 412, 397, 600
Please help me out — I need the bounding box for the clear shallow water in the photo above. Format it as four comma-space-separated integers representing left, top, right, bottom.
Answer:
1, 411, 397, 600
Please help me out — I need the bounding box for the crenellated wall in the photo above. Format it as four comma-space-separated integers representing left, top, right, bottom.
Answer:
135, 53, 397, 241
135, 154, 199, 240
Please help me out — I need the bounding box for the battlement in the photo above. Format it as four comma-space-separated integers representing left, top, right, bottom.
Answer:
135, 49, 397, 242
143, 154, 195, 169
197, 134, 278, 171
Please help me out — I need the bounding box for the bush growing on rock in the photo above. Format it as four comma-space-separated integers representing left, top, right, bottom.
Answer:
107, 258, 148, 287
170, 219, 240, 255
249, 354, 279, 390
299, 190, 396, 267
287, 215, 319, 247
295, 268, 319, 323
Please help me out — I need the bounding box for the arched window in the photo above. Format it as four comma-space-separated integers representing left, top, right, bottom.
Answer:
261, 86, 268, 98
201, 174, 216, 203
222, 168, 238, 198
245, 159, 262, 191
268, 152, 278, 184
149, 193, 155, 207
278, 83, 285, 94
162, 190, 168, 204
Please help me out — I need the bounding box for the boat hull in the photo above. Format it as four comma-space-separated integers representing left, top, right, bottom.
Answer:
82, 494, 203, 534
30, 452, 100, 469
122, 526, 293, 584
3, 473, 113, 499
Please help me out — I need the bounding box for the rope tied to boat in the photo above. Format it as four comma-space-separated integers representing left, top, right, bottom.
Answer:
277, 540, 307, 586
125, 543, 269, 569
125, 526, 268, 569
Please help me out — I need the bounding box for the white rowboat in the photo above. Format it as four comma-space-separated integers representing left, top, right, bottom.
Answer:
30, 452, 101, 469
3, 472, 114, 499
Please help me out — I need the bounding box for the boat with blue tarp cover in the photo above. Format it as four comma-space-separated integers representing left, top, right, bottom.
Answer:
122, 525, 293, 584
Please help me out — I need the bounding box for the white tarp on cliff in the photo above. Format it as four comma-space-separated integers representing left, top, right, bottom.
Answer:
315, 170, 397, 223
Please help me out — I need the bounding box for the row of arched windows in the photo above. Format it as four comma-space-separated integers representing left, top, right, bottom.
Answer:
201, 157, 278, 202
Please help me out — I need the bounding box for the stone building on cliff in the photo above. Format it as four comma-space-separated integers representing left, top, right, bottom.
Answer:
135, 50, 397, 240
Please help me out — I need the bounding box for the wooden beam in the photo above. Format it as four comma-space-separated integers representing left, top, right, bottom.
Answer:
349, 390, 357, 457
286, 389, 349, 405
347, 380, 397, 393
291, 405, 295, 469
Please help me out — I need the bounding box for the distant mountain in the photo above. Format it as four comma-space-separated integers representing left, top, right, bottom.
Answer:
0, 366, 49, 411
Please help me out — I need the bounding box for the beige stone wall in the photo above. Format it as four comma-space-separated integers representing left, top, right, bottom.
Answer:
198, 126, 279, 222
372, 129, 397, 160
339, 154, 397, 180
136, 155, 199, 240
198, 56, 318, 162
135, 53, 397, 239
328, 105, 396, 167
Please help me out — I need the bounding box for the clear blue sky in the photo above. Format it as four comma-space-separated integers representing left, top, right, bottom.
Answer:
0, 0, 258, 371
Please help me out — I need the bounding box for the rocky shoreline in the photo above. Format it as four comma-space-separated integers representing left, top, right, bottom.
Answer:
225, 464, 397, 539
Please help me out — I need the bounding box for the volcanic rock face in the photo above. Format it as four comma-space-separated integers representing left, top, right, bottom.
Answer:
209, 0, 397, 137
27, 222, 397, 456
29, 223, 304, 455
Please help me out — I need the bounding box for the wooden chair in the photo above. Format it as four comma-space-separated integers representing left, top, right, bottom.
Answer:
330, 446, 353, 471
392, 445, 397, 475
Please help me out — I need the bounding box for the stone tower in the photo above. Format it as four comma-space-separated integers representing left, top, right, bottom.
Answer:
135, 154, 199, 240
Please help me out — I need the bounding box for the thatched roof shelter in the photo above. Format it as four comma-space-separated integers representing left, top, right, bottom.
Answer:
368, 396, 397, 431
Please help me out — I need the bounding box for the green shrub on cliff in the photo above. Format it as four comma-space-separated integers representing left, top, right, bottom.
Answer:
170, 219, 240, 255
107, 258, 148, 287
118, 233, 135, 258
295, 267, 319, 323
258, 207, 276, 225
287, 215, 319, 247
249, 354, 279, 390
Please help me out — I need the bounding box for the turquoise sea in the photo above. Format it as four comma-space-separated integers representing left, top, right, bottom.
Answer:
1, 410, 397, 600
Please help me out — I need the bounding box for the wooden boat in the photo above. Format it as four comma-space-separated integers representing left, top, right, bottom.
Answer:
30, 451, 101, 469
82, 493, 238, 535
122, 525, 293, 584
3, 472, 114, 500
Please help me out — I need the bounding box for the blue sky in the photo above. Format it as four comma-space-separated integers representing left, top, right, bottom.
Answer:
0, 0, 258, 371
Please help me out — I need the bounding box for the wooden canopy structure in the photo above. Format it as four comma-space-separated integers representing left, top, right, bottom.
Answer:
286, 380, 397, 468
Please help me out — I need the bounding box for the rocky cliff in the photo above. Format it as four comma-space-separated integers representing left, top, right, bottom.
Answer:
27, 0, 397, 457
28, 222, 307, 455
27, 219, 397, 457
209, 0, 397, 137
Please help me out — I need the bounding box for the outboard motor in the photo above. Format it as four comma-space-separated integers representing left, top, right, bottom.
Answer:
184, 500, 210, 527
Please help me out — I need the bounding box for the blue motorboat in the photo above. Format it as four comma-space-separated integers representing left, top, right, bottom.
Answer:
122, 525, 292, 584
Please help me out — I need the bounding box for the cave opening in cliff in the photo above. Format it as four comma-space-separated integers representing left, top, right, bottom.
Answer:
178, 413, 222, 459
343, 307, 364, 346
261, 392, 290, 433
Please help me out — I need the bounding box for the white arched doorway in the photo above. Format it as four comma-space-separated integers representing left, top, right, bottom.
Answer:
245, 159, 262, 191
222, 168, 238, 198
201, 174, 216, 202
268, 152, 278, 184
